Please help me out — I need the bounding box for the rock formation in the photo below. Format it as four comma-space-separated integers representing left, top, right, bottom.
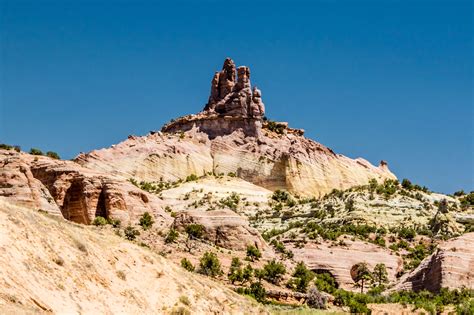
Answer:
204, 58, 265, 118
0, 149, 170, 225
390, 232, 474, 292
173, 209, 268, 251
289, 238, 403, 290
77, 58, 396, 197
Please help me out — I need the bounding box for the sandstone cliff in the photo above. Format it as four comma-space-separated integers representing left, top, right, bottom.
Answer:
76, 58, 396, 197
0, 149, 171, 226
390, 232, 474, 292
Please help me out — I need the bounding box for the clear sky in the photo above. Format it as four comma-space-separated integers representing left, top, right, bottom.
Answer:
1, 0, 472, 194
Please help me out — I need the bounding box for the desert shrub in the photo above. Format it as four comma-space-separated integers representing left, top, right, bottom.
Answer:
198, 252, 222, 277
29, 148, 43, 155
314, 272, 338, 294
124, 225, 140, 240
139, 212, 154, 230
219, 192, 240, 210
180, 258, 195, 272
263, 259, 286, 284
236, 281, 266, 302
306, 286, 326, 309
228, 257, 243, 284
460, 192, 474, 207
398, 227, 417, 241
227, 172, 236, 177
107, 218, 120, 228
46, 151, 60, 159
242, 264, 253, 283
165, 228, 179, 243
246, 244, 262, 261
265, 120, 286, 134
0, 143, 14, 150
401, 178, 413, 190
288, 262, 315, 293
454, 190, 465, 196
185, 174, 199, 182
116, 270, 126, 280
345, 199, 355, 211
92, 216, 108, 226
185, 224, 204, 239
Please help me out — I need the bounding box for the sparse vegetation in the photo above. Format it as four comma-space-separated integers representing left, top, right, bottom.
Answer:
139, 212, 154, 230
219, 192, 240, 210
29, 148, 43, 155
262, 260, 286, 285
180, 258, 195, 272
198, 252, 222, 277
92, 216, 108, 226
165, 228, 179, 243
287, 262, 315, 293
246, 244, 262, 261
46, 151, 60, 159
124, 225, 140, 241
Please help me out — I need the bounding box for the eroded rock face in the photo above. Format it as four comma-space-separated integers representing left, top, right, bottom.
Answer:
289, 239, 403, 291
391, 233, 474, 292
0, 149, 170, 226
173, 209, 268, 251
77, 129, 395, 197
204, 58, 265, 118
80, 58, 396, 197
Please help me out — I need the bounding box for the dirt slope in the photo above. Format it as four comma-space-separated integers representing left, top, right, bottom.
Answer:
0, 199, 266, 314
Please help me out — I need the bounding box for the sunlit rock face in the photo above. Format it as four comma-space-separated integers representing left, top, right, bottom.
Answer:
77, 58, 396, 197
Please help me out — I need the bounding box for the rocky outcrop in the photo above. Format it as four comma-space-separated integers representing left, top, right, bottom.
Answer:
289, 239, 403, 291
173, 209, 268, 251
76, 129, 395, 197
390, 233, 474, 292
78, 58, 396, 197
204, 58, 265, 118
0, 149, 170, 225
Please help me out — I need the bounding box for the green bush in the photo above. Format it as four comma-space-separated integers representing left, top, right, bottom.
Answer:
124, 225, 140, 241
181, 258, 195, 272
185, 174, 199, 182
401, 178, 413, 190
165, 228, 179, 243
139, 212, 155, 230
198, 252, 222, 277
92, 216, 108, 226
246, 244, 262, 261
185, 224, 205, 239
108, 218, 121, 228
288, 262, 315, 293
315, 272, 338, 294
46, 151, 60, 159
398, 227, 417, 241
265, 120, 286, 134
263, 259, 286, 284
219, 192, 240, 210
29, 148, 43, 155
228, 257, 243, 284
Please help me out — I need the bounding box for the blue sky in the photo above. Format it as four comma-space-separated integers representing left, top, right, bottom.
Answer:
0, 0, 472, 193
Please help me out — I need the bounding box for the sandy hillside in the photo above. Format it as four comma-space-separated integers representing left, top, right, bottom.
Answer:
0, 199, 266, 315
